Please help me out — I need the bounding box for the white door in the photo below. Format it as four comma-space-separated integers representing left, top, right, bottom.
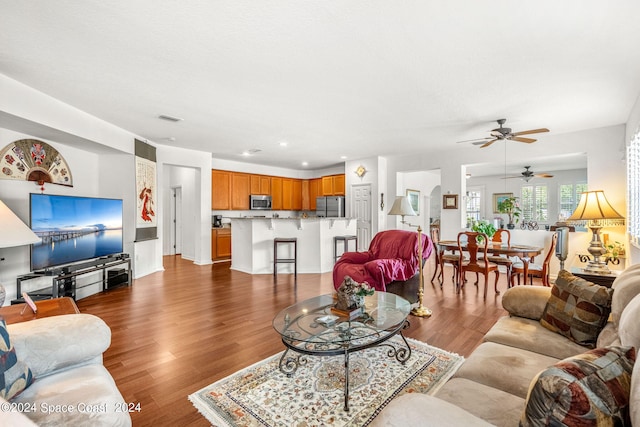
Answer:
171, 187, 183, 255
352, 184, 372, 251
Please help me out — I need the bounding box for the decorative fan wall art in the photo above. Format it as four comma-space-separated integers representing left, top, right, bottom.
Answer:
0, 139, 73, 187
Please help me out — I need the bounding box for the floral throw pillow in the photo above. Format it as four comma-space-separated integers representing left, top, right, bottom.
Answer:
521, 346, 635, 427
0, 318, 34, 400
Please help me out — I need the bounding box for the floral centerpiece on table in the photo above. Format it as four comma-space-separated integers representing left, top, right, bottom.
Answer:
335, 276, 374, 310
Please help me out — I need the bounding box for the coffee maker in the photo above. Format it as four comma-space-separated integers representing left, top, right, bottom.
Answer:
213, 215, 223, 228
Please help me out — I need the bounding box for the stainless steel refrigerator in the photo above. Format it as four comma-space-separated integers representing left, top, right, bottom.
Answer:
316, 196, 345, 217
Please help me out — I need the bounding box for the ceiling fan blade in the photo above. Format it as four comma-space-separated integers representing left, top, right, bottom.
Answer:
501, 176, 523, 179
535, 173, 554, 178
512, 128, 549, 136
480, 139, 499, 148
456, 137, 492, 144
511, 136, 537, 143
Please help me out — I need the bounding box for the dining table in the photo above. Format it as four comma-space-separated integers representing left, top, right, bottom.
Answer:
437, 240, 544, 287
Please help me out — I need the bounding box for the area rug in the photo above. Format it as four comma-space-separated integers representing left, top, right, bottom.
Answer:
188, 336, 464, 427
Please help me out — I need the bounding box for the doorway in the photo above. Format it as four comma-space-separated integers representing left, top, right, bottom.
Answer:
170, 186, 183, 255
351, 184, 372, 251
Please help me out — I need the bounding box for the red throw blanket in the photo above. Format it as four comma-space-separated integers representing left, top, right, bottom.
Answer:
332, 229, 432, 292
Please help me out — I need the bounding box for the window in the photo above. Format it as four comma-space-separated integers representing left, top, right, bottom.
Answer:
629, 131, 640, 248
558, 183, 588, 221
521, 185, 548, 222
466, 188, 481, 222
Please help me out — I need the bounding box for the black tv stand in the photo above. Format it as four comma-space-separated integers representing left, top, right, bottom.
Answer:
14, 254, 132, 303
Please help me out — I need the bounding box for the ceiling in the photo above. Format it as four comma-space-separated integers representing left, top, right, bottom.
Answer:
1, 1, 640, 170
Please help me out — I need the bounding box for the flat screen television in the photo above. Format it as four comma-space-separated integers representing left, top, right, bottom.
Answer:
30, 193, 124, 272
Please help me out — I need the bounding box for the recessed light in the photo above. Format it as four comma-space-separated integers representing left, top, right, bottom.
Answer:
158, 114, 183, 122
279, 141, 288, 147
302, 161, 308, 166
241, 151, 250, 156
340, 156, 347, 160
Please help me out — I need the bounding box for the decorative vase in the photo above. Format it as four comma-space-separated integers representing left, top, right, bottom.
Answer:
507, 223, 515, 230
355, 295, 365, 309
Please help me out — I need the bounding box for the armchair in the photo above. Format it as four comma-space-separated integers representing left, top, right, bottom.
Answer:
332, 230, 432, 303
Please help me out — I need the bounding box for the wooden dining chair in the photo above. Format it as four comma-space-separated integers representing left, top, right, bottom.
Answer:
510, 232, 558, 287
457, 231, 500, 298
431, 227, 465, 289
486, 229, 514, 279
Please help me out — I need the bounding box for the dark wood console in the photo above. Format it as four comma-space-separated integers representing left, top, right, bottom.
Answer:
13, 254, 131, 304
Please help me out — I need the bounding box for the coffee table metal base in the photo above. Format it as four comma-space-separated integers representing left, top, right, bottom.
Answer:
278, 322, 411, 411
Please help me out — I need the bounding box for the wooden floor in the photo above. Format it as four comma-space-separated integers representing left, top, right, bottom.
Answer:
77, 255, 517, 426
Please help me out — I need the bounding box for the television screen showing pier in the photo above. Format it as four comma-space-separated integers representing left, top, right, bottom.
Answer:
30, 194, 123, 271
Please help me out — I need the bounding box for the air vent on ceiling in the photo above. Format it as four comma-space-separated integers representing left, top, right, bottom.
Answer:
158, 114, 183, 122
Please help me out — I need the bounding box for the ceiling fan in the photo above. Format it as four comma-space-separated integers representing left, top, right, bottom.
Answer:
458, 118, 549, 148
503, 166, 554, 182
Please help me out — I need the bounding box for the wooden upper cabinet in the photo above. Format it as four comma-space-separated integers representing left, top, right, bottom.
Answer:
333, 174, 345, 196
309, 178, 321, 210
282, 178, 293, 210
250, 174, 271, 195
292, 179, 302, 210
321, 174, 346, 196
301, 180, 310, 210
271, 177, 283, 210
231, 173, 251, 210
211, 170, 231, 210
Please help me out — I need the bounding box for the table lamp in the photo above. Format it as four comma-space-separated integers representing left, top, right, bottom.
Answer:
388, 196, 432, 317
567, 190, 624, 274
0, 200, 41, 306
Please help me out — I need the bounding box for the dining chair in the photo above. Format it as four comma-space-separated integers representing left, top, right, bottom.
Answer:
486, 229, 514, 278
510, 232, 558, 287
431, 228, 465, 289
457, 231, 500, 298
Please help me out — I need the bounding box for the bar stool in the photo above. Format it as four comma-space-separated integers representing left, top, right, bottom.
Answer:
334, 235, 358, 263
274, 237, 297, 278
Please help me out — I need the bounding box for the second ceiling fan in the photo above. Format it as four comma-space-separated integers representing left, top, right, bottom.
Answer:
503, 166, 554, 182
461, 118, 549, 148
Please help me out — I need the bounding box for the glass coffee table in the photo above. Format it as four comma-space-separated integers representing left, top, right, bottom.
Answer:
272, 292, 412, 411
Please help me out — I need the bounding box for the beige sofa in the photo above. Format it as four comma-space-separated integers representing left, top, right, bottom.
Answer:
2, 314, 131, 426
373, 264, 640, 426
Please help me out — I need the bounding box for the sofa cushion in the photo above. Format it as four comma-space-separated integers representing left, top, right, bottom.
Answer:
521, 346, 635, 427
501, 285, 552, 320
0, 319, 34, 400
619, 293, 640, 351
436, 378, 525, 427
370, 392, 493, 427
485, 316, 590, 360
454, 342, 559, 399
630, 349, 640, 427
12, 364, 131, 427
611, 266, 640, 328
540, 270, 612, 347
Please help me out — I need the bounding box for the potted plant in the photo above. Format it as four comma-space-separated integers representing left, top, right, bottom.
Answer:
497, 196, 522, 229
471, 220, 496, 241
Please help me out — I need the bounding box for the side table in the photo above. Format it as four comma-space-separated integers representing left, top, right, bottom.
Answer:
0, 297, 80, 325
570, 267, 620, 288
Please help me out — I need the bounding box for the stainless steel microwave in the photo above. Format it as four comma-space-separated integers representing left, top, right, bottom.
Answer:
250, 195, 272, 210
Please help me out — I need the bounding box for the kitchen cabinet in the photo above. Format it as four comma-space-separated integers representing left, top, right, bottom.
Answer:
292, 179, 302, 210
231, 173, 251, 210
302, 180, 310, 210
250, 174, 270, 195
282, 178, 293, 210
271, 177, 283, 210
211, 170, 231, 210
212, 228, 231, 260
309, 178, 321, 210
321, 174, 346, 196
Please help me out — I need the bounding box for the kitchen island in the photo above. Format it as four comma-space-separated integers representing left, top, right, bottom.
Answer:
230, 217, 357, 274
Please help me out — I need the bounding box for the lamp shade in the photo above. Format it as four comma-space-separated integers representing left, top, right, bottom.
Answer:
388, 196, 417, 217
567, 190, 624, 224
0, 200, 41, 248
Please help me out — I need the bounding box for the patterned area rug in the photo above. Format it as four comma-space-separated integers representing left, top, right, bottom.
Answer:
188, 336, 464, 427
